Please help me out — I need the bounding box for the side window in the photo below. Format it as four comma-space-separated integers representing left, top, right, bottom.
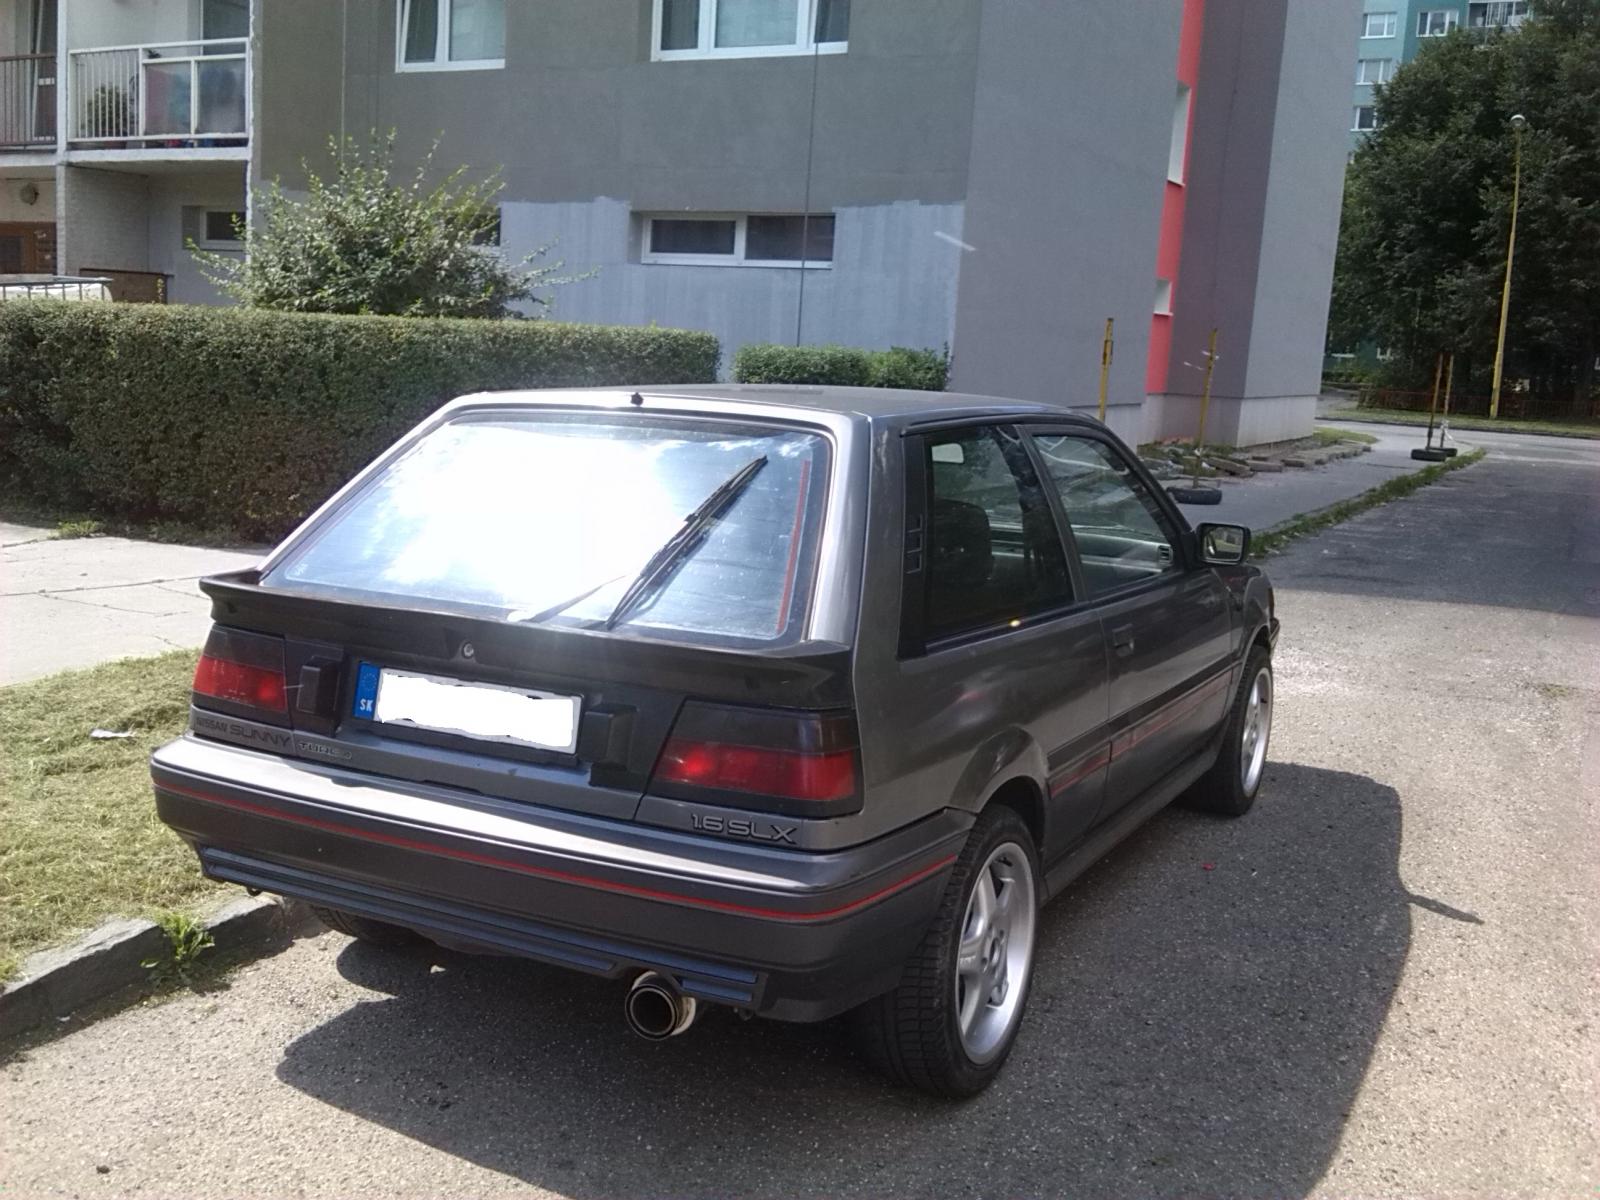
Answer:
919, 426, 1071, 641
1032, 434, 1180, 597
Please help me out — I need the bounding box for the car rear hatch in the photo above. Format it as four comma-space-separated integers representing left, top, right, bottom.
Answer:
184, 404, 858, 823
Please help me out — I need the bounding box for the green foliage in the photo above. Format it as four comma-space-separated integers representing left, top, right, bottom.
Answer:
142, 913, 216, 987
0, 302, 720, 540
733, 343, 950, 390
194, 132, 576, 318
1330, 1, 1600, 408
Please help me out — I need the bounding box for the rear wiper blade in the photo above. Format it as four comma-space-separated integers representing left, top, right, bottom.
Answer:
603, 455, 768, 631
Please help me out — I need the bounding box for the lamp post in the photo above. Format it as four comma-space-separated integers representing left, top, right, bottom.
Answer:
1489, 113, 1528, 420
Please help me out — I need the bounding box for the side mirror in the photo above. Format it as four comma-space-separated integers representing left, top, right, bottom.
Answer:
1197, 523, 1249, 565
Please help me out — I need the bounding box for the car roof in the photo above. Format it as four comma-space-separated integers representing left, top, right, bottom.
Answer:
445, 384, 1107, 432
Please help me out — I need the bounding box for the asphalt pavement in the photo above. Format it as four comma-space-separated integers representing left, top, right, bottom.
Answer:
2, 432, 1597, 1198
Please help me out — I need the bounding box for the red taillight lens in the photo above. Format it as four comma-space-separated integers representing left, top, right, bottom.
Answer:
649, 703, 862, 815
657, 738, 858, 804
193, 653, 288, 712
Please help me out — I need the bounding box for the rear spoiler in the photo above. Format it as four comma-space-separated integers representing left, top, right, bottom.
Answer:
198, 570, 856, 711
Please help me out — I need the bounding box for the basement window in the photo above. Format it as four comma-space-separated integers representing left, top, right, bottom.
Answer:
655, 0, 848, 61
198, 209, 245, 250
642, 214, 834, 267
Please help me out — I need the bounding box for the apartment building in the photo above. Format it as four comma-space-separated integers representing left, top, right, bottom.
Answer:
1351, 0, 1530, 150
3, 0, 1357, 447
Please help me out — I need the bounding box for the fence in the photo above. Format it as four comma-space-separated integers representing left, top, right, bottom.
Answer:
0, 54, 55, 149
0, 275, 112, 302
1357, 387, 1600, 422
68, 39, 247, 148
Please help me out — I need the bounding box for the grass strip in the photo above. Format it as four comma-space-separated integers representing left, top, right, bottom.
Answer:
0, 650, 223, 980
1252, 448, 1486, 559
1323, 408, 1600, 440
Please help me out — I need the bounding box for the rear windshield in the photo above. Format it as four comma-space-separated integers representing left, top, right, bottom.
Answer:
262, 412, 830, 645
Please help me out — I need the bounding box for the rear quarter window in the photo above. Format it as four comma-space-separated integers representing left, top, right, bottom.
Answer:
262, 412, 830, 646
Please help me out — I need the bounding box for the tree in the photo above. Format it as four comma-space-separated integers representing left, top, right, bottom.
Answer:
1330, 0, 1600, 409
195, 133, 573, 318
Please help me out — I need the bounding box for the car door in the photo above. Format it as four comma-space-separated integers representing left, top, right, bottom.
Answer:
1027, 429, 1234, 819
883, 423, 1111, 863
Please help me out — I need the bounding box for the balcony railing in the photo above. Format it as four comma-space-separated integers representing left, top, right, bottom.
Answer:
0, 54, 56, 150
68, 39, 248, 149
0, 275, 113, 302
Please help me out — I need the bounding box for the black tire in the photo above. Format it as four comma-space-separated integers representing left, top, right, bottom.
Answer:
1182, 646, 1273, 817
311, 906, 419, 948
853, 804, 1041, 1098
1410, 448, 1448, 462
1168, 486, 1223, 505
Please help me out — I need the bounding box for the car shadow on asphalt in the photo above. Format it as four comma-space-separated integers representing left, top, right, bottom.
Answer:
275, 762, 1410, 1199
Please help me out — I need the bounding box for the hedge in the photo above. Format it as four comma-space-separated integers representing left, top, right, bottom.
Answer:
733, 343, 949, 391
0, 303, 720, 540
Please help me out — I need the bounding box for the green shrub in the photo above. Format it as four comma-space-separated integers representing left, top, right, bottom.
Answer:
733, 343, 871, 387
868, 346, 950, 391
732, 343, 949, 391
0, 302, 719, 541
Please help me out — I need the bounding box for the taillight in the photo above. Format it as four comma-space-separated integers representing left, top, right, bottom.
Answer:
650, 703, 862, 817
192, 627, 288, 722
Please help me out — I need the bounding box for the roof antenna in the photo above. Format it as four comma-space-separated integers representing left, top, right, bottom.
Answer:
630, 391, 644, 406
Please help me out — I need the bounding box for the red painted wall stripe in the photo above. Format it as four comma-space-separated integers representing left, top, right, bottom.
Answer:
1147, 0, 1207, 396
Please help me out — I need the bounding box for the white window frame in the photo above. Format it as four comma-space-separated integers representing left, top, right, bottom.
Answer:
395, 0, 505, 73
651, 0, 848, 63
197, 209, 246, 251
1416, 9, 1460, 36
640, 213, 834, 268
1356, 58, 1395, 85
1352, 105, 1379, 132
1167, 84, 1192, 185
1468, 0, 1529, 28
1362, 11, 1398, 37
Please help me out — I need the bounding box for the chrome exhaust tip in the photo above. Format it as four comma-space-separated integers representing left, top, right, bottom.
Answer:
625, 972, 698, 1040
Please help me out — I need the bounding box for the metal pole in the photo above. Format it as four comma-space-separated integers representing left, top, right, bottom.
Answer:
1096, 317, 1114, 422
1441, 351, 1455, 428
1191, 328, 1218, 488
1425, 350, 1443, 449
1490, 120, 1525, 419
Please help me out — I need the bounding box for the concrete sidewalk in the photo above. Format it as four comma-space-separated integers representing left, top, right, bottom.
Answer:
0, 522, 260, 685
1171, 422, 1472, 531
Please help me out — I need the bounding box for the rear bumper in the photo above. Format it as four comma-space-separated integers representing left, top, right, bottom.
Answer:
151, 735, 965, 1021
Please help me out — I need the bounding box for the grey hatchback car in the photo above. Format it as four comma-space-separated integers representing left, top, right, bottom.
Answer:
152, 385, 1277, 1096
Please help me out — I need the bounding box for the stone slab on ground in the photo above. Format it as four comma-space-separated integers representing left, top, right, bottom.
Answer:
0, 896, 311, 1037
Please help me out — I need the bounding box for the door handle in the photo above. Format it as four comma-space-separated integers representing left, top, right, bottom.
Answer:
1111, 624, 1136, 657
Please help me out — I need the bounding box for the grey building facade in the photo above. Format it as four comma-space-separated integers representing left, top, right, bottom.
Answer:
3, 0, 1357, 446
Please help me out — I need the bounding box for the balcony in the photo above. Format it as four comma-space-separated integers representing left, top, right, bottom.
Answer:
67, 39, 248, 154
1, 54, 56, 151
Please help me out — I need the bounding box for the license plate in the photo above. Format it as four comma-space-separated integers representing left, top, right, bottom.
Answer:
353, 664, 580, 754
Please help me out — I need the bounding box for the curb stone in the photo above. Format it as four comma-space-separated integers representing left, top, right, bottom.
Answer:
0, 895, 312, 1037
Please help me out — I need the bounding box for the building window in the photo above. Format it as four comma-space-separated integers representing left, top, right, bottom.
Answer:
198, 210, 245, 250
642, 214, 835, 266
1468, 1, 1529, 28
1352, 106, 1379, 132
397, 0, 504, 71
1356, 58, 1395, 84
654, 0, 849, 61
1167, 84, 1192, 185
1362, 11, 1398, 37
1154, 278, 1173, 317
1417, 9, 1460, 36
